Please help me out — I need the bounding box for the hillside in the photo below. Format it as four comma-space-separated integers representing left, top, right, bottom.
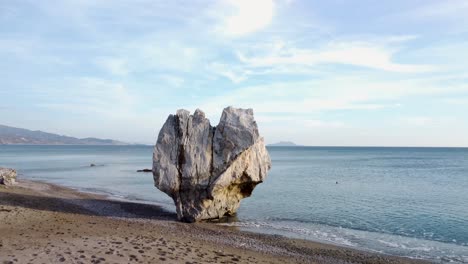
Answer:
0, 124, 128, 145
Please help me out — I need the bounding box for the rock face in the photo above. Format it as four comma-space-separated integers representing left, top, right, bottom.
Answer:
153, 107, 271, 222
0, 167, 17, 185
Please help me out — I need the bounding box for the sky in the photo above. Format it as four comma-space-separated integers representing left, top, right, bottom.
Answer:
1, 0, 468, 146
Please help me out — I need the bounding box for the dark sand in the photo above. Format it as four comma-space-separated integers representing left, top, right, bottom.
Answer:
0, 180, 429, 264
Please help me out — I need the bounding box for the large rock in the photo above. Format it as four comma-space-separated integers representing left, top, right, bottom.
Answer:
0, 167, 17, 185
153, 106, 271, 222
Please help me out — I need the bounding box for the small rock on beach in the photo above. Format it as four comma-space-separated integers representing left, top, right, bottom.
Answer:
0, 167, 17, 185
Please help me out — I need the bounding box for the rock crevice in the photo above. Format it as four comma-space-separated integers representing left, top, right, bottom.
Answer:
153, 106, 271, 222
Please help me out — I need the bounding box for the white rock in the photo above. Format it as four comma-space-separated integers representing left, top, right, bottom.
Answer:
0, 167, 17, 185
153, 107, 271, 222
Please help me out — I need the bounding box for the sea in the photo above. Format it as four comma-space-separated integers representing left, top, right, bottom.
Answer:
1, 145, 467, 263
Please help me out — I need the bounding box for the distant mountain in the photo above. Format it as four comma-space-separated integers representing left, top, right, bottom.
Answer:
268, 141, 300, 147
0, 124, 128, 145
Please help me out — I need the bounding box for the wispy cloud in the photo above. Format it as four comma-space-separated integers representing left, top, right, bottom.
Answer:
400, 117, 433, 126
402, 0, 468, 20
442, 97, 468, 106
207, 62, 250, 83
215, 0, 275, 37
303, 119, 346, 128
235, 39, 434, 76
194, 74, 466, 121
95, 57, 129, 76
384, 0, 468, 34
38, 77, 137, 117
158, 74, 185, 87
2, 0, 468, 145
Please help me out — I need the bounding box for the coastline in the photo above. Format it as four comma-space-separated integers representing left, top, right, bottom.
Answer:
0, 179, 429, 264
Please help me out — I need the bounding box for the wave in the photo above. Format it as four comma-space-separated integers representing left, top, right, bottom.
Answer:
218, 220, 468, 263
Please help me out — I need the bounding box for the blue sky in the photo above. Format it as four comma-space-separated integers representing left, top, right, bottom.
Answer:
1, 0, 468, 146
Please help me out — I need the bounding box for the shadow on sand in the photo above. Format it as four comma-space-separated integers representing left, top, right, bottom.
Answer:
0, 191, 178, 221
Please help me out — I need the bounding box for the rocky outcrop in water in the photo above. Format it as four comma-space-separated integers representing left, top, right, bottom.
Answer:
0, 167, 17, 185
153, 107, 271, 222
137, 169, 152, 173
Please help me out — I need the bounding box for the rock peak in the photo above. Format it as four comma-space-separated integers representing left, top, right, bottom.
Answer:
153, 107, 271, 222
175, 109, 190, 116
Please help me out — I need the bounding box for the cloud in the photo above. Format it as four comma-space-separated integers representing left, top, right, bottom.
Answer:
385, 0, 468, 34
158, 74, 185, 87
443, 97, 468, 105
216, 0, 275, 36
91, 39, 205, 77
3, 1, 468, 146
236, 40, 434, 75
95, 57, 129, 76
0, 37, 71, 67
193, 73, 466, 122
207, 62, 250, 83
303, 120, 346, 128
404, 0, 468, 20
400, 117, 432, 126
208, 35, 437, 83
135, 41, 200, 72
39, 77, 137, 117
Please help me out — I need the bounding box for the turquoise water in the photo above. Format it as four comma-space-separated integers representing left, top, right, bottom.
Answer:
1, 145, 467, 263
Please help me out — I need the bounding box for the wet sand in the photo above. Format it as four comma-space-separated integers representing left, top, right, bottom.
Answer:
0, 180, 429, 264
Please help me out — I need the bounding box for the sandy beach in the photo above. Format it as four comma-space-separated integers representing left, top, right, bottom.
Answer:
0, 180, 429, 264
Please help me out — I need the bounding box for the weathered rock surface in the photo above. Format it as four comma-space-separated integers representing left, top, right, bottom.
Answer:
0, 167, 17, 185
153, 106, 271, 222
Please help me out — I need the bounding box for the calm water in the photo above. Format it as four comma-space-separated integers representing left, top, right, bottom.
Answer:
1, 145, 467, 263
